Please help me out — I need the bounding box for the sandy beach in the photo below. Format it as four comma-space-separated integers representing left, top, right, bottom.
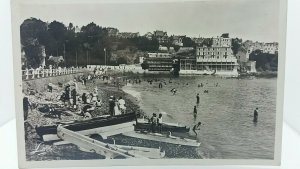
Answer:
24, 74, 144, 161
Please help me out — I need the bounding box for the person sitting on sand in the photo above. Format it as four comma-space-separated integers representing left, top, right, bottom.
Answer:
92, 92, 98, 103
81, 104, 94, 118
95, 99, 102, 107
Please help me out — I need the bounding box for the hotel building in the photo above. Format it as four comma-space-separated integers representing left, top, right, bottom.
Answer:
180, 34, 239, 76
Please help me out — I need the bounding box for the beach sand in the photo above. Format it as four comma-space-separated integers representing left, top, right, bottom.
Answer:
24, 76, 143, 161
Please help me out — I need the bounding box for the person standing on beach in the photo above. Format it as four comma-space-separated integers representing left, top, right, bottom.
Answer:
196, 93, 200, 104
71, 88, 77, 109
157, 113, 163, 133
109, 96, 115, 116
118, 97, 126, 114
23, 96, 31, 121
150, 113, 158, 133
82, 93, 87, 104
253, 108, 259, 122
65, 85, 71, 106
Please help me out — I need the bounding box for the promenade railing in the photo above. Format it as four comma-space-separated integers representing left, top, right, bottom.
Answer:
21, 67, 87, 80
88, 65, 144, 73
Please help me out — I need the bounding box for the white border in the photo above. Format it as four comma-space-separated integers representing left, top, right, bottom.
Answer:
11, 0, 287, 168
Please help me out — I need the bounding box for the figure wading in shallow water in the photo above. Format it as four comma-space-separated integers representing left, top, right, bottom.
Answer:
253, 107, 259, 123
192, 122, 203, 136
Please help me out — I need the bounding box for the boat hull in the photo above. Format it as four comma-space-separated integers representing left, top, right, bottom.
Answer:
35, 113, 136, 138
135, 122, 190, 133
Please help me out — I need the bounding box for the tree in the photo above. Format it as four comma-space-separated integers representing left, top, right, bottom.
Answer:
249, 50, 278, 71
201, 38, 212, 47
231, 38, 243, 55
20, 18, 48, 46
20, 18, 48, 68
141, 60, 149, 70
182, 37, 195, 47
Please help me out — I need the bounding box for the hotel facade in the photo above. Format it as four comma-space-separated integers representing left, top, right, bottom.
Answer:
180, 34, 239, 76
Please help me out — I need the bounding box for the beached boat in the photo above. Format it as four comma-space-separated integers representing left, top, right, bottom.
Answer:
35, 113, 137, 139
122, 131, 200, 147
135, 118, 190, 132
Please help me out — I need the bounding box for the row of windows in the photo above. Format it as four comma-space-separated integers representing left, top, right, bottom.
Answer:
198, 55, 229, 59
147, 61, 173, 64
198, 47, 230, 51
264, 48, 277, 50
195, 62, 236, 65
149, 65, 173, 68
198, 52, 228, 55
181, 65, 235, 71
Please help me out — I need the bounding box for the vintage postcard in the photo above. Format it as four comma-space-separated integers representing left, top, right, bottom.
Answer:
11, 0, 287, 168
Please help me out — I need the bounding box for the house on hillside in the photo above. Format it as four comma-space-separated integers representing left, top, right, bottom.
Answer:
144, 32, 153, 40
263, 42, 278, 54
117, 32, 140, 39
106, 27, 119, 37
48, 56, 64, 67
236, 46, 249, 63
236, 46, 256, 73
153, 30, 168, 44
171, 35, 185, 46
192, 37, 205, 45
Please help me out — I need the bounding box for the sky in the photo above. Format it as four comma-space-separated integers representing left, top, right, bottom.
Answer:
19, 0, 280, 42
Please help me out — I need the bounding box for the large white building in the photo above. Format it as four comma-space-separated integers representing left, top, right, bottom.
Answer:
148, 52, 171, 58
180, 34, 239, 76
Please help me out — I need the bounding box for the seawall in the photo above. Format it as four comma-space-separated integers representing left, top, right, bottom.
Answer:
22, 73, 86, 94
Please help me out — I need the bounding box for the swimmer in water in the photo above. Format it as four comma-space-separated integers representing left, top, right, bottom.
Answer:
170, 88, 177, 95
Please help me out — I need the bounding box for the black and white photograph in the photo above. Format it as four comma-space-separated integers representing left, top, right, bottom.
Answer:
12, 0, 286, 167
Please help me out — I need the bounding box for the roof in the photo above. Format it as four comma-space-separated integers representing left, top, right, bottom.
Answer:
154, 30, 167, 37
48, 56, 64, 63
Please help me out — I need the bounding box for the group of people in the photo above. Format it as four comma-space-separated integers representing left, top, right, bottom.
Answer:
149, 113, 163, 133
80, 87, 103, 118
108, 96, 126, 116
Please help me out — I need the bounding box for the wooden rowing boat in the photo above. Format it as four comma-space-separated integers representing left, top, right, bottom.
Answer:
122, 131, 200, 147
135, 118, 190, 133
35, 113, 136, 139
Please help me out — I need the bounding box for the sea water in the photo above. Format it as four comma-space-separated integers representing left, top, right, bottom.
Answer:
123, 76, 277, 159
